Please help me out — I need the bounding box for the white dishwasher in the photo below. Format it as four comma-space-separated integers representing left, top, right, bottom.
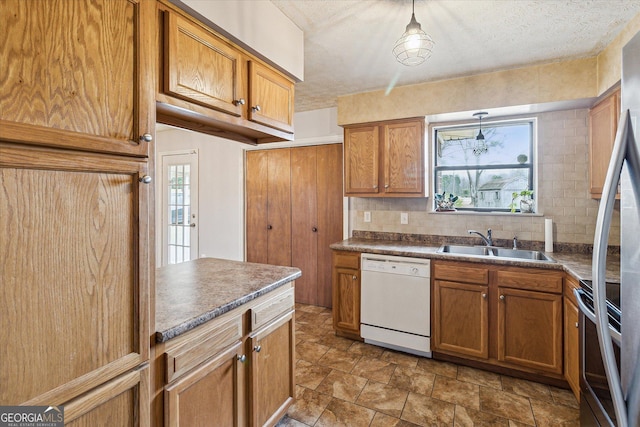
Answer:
360, 253, 431, 357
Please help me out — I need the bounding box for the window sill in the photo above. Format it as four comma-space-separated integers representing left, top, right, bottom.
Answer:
429, 210, 544, 217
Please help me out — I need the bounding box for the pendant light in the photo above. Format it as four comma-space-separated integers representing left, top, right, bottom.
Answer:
472, 112, 488, 156
393, 0, 434, 66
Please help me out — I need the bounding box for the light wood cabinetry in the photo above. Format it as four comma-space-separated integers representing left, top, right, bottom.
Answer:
246, 149, 292, 267
432, 261, 564, 379
246, 145, 343, 307
563, 275, 581, 400
157, 4, 295, 144
331, 251, 362, 340
589, 89, 621, 198
291, 144, 343, 307
156, 285, 295, 427
0, 1, 153, 423
343, 118, 425, 197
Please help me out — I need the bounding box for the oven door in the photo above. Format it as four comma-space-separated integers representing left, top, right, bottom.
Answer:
575, 288, 621, 426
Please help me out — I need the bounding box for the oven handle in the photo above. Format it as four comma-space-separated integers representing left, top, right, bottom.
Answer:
573, 288, 621, 346
592, 109, 632, 427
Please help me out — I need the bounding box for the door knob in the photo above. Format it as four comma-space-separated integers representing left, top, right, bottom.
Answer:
267, 225, 273, 230
312, 227, 318, 232
189, 223, 196, 228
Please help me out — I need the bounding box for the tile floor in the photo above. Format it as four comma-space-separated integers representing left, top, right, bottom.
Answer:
278, 303, 580, 427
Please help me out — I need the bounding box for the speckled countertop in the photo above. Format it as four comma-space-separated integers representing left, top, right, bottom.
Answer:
330, 238, 621, 283
155, 258, 301, 343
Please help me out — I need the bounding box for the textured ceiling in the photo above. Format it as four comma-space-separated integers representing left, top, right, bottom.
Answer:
270, 0, 640, 112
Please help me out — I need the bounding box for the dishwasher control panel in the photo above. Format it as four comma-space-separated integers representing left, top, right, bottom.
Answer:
361, 253, 430, 278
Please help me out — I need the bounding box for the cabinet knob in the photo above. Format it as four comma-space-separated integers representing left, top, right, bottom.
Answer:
352, 275, 357, 280
254, 345, 262, 353
234, 98, 246, 106
252, 105, 261, 112
140, 133, 153, 142
138, 175, 152, 184
482, 293, 487, 299
267, 225, 273, 230
312, 227, 318, 232
499, 295, 505, 300
237, 354, 247, 363
575, 322, 579, 328
373, 185, 378, 189
385, 184, 389, 189
189, 223, 196, 228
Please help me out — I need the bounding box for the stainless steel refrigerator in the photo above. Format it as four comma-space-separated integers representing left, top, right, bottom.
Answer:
592, 30, 640, 427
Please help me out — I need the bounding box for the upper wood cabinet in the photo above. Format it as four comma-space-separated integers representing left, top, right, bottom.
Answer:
158, 5, 295, 144
589, 89, 621, 198
343, 118, 425, 197
0, 0, 154, 158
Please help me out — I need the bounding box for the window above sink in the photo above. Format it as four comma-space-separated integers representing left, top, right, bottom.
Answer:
433, 118, 536, 213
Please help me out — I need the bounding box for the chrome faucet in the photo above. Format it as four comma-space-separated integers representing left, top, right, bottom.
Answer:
468, 229, 493, 246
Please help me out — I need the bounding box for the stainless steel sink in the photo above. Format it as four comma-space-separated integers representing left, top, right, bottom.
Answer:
436, 245, 555, 262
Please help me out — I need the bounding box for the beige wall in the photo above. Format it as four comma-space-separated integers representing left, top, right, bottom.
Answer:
597, 12, 640, 95
349, 108, 620, 246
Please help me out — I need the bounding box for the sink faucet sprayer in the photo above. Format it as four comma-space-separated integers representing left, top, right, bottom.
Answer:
468, 229, 493, 246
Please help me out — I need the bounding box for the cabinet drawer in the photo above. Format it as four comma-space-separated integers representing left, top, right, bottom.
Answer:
250, 287, 295, 332
333, 251, 360, 269
564, 275, 581, 305
165, 316, 242, 383
433, 262, 489, 285
496, 268, 563, 293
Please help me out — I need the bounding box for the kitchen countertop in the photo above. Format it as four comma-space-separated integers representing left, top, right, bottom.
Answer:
155, 258, 301, 343
330, 238, 620, 283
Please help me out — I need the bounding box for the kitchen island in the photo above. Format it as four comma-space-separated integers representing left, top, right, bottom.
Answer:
152, 258, 301, 427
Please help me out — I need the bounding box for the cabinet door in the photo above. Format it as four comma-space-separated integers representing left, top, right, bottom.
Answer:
497, 287, 563, 374
0, 147, 150, 405
589, 90, 620, 198
165, 343, 242, 427
64, 368, 149, 427
344, 125, 380, 195
332, 267, 361, 337
383, 120, 424, 194
164, 11, 243, 117
246, 150, 269, 264
249, 61, 295, 133
0, 0, 154, 157
432, 280, 489, 359
564, 297, 580, 399
250, 312, 295, 427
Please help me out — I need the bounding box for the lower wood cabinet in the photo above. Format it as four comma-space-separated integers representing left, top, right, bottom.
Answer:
432, 260, 564, 379
154, 285, 295, 427
563, 275, 581, 399
331, 251, 362, 340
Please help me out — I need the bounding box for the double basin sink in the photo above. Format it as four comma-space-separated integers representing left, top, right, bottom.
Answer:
437, 245, 555, 262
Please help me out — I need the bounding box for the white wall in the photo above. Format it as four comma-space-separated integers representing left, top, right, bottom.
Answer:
180, 0, 304, 80
155, 127, 245, 264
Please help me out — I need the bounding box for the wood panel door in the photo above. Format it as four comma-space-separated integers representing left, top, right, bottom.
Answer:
246, 149, 291, 267
165, 343, 242, 427
164, 11, 243, 117
332, 267, 361, 338
383, 119, 424, 194
0, 146, 150, 405
0, 0, 155, 158
432, 280, 489, 359
564, 297, 580, 399
248, 61, 295, 134
249, 312, 295, 427
344, 125, 380, 195
497, 287, 563, 375
291, 144, 343, 307
589, 90, 620, 198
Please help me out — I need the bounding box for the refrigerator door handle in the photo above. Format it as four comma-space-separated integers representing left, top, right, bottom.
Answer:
593, 109, 632, 427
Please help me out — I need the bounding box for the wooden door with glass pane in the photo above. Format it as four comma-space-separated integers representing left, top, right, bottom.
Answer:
161, 151, 199, 265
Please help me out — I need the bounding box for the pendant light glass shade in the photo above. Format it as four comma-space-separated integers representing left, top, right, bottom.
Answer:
473, 112, 489, 156
393, 0, 434, 66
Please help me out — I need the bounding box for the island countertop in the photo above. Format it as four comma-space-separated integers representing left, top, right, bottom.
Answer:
155, 258, 301, 343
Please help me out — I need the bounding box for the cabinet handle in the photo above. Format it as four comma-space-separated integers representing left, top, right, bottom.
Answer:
138, 175, 152, 184
312, 227, 318, 232
267, 225, 273, 230
254, 345, 262, 353
352, 275, 357, 280
252, 105, 261, 112
140, 133, 153, 142
237, 354, 247, 363
234, 98, 246, 106
575, 322, 579, 328
499, 295, 505, 300
482, 293, 487, 299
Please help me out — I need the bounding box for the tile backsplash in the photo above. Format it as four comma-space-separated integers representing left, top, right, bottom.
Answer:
349, 108, 621, 247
